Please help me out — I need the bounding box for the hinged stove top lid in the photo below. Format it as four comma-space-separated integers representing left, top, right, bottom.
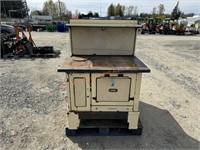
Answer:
67, 19, 141, 28
67, 19, 141, 56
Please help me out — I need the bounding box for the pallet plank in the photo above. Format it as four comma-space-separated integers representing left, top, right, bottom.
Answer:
66, 119, 143, 136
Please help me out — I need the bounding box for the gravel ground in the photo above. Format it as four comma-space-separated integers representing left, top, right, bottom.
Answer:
0, 32, 200, 149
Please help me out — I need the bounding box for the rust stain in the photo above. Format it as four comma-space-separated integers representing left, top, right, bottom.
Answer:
60, 56, 138, 70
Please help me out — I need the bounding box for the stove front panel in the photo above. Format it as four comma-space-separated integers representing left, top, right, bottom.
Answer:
68, 73, 142, 112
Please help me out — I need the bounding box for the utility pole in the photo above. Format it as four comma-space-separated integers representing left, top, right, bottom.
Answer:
58, 0, 62, 20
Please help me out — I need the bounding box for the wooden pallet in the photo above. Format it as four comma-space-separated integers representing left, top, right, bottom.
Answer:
66, 119, 143, 136
3, 54, 31, 59
2, 50, 60, 59
31, 50, 60, 58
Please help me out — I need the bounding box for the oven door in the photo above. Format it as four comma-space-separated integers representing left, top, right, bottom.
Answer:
91, 73, 136, 106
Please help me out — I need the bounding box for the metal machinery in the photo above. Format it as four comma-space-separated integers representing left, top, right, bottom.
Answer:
141, 18, 162, 34
58, 20, 150, 135
1, 25, 60, 58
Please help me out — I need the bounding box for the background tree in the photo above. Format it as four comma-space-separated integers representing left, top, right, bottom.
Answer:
152, 7, 157, 15
133, 6, 138, 16
115, 3, 123, 17
121, 5, 126, 16
140, 12, 150, 18
171, 1, 182, 19
42, 0, 57, 17
55, 1, 67, 18
1, 0, 29, 18
63, 11, 72, 21
152, 7, 157, 16
181, 13, 194, 18
165, 13, 171, 18
157, 4, 165, 15
124, 6, 138, 16
125, 6, 134, 16
107, 4, 115, 16
107, 4, 139, 17
94, 12, 99, 18
78, 11, 99, 19
88, 11, 93, 18
30, 10, 43, 16
75, 10, 79, 18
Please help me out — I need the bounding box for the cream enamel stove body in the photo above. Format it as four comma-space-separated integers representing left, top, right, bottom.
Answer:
58, 20, 150, 135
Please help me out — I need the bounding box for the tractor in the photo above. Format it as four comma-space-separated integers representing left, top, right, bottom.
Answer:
141, 18, 162, 34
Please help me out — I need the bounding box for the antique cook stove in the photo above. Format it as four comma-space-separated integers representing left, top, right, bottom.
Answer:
58, 20, 150, 135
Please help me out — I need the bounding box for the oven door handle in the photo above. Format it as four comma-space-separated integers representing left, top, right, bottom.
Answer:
108, 88, 118, 92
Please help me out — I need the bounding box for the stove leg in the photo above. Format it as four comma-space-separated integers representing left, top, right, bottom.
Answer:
67, 112, 80, 130
128, 111, 140, 129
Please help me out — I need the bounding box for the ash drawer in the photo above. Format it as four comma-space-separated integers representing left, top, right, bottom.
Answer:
96, 77, 131, 102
